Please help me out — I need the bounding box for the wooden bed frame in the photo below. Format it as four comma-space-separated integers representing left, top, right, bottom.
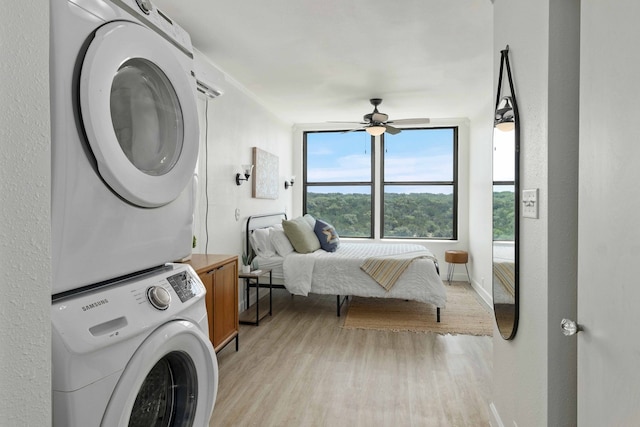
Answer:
245, 212, 441, 321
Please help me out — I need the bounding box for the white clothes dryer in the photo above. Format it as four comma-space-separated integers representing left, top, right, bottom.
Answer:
50, 0, 201, 294
52, 263, 218, 426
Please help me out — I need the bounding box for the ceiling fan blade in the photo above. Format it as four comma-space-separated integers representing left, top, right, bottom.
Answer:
342, 127, 365, 134
387, 118, 430, 125
384, 124, 401, 135
327, 121, 367, 124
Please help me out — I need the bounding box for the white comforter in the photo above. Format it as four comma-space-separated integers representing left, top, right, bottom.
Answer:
283, 242, 447, 308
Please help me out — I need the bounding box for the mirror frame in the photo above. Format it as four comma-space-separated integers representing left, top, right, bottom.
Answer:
492, 45, 519, 340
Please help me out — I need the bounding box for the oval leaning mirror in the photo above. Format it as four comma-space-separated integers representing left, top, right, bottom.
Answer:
492, 46, 519, 340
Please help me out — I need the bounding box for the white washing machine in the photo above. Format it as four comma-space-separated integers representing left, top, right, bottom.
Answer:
52, 263, 218, 426
50, 0, 201, 295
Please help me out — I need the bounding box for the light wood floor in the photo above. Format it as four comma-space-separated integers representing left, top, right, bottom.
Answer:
210, 288, 492, 427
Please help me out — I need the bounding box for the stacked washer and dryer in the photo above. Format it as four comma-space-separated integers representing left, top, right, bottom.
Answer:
50, 0, 218, 425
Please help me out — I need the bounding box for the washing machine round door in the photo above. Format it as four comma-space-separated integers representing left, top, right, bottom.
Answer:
101, 320, 217, 426
80, 21, 199, 208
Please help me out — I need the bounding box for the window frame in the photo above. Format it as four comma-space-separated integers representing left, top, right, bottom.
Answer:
380, 126, 459, 240
302, 130, 375, 238
302, 126, 458, 240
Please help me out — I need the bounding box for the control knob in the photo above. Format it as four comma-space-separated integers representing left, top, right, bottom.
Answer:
135, 0, 152, 14
147, 286, 171, 310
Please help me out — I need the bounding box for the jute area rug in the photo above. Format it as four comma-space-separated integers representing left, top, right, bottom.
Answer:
342, 281, 494, 336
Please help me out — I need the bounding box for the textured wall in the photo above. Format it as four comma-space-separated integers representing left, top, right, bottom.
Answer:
468, 104, 495, 304
491, 0, 579, 426
0, 0, 52, 425
191, 51, 293, 309
492, 2, 551, 425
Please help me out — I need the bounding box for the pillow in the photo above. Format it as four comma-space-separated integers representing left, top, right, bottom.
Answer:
282, 216, 321, 254
303, 213, 316, 229
269, 227, 295, 257
314, 219, 340, 252
249, 228, 276, 258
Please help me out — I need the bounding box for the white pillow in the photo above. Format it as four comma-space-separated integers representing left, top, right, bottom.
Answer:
303, 213, 316, 229
249, 228, 276, 258
269, 227, 294, 257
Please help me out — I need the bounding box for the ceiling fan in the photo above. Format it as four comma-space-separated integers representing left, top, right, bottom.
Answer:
332, 98, 430, 136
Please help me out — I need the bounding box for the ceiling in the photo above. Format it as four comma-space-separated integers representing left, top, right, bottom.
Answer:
152, 0, 494, 125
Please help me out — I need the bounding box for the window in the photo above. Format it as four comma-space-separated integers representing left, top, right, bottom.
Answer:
382, 128, 457, 239
304, 130, 373, 238
492, 128, 515, 241
303, 127, 458, 240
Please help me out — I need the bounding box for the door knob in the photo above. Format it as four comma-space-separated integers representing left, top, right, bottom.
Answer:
561, 318, 583, 336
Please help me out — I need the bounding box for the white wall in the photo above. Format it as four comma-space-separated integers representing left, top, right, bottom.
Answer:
191, 52, 293, 306
468, 103, 495, 304
491, 1, 579, 426
0, 1, 51, 424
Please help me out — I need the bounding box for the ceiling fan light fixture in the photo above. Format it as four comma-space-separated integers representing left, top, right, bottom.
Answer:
366, 125, 386, 136
495, 121, 515, 132
495, 97, 515, 132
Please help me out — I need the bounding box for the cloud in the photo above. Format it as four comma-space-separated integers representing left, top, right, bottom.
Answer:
384, 153, 453, 181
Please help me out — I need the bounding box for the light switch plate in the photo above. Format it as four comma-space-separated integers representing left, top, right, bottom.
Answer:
522, 189, 539, 219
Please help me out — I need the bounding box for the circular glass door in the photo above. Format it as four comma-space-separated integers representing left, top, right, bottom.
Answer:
128, 351, 197, 426
110, 58, 183, 178
101, 321, 217, 426
80, 21, 199, 207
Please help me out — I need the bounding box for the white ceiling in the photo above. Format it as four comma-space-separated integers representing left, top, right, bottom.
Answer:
153, 0, 494, 125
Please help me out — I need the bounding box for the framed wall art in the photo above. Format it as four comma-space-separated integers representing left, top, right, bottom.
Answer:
252, 147, 279, 199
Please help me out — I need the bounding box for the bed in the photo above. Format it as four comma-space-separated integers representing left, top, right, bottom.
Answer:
492, 242, 516, 304
245, 213, 447, 322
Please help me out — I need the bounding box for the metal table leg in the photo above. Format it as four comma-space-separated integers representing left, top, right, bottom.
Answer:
269, 270, 273, 316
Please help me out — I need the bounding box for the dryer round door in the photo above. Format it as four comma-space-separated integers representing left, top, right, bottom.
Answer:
101, 320, 218, 426
80, 21, 199, 208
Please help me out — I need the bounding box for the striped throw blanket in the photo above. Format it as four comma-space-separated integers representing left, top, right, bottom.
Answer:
493, 261, 515, 297
360, 251, 437, 291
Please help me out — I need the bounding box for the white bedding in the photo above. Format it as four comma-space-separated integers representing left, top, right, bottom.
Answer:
252, 255, 285, 282
282, 242, 447, 308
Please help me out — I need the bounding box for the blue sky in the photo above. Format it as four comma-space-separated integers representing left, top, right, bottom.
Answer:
306, 128, 455, 194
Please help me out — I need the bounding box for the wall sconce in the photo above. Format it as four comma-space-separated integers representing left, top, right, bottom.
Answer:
236, 164, 254, 186
284, 176, 296, 190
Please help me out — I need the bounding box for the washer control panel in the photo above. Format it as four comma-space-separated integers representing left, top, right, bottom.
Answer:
118, 0, 193, 53
166, 270, 199, 303
51, 264, 207, 355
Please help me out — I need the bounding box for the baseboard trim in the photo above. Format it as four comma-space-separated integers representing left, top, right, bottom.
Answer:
471, 278, 493, 309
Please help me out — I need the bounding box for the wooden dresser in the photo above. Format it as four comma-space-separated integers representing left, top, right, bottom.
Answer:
185, 254, 238, 353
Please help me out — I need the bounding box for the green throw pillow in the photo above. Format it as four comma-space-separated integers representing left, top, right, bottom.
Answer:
282, 216, 321, 253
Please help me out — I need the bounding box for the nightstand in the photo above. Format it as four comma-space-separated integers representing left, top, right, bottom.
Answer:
185, 254, 239, 353
238, 269, 273, 326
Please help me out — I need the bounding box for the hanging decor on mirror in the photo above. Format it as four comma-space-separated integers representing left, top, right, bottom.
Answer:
492, 45, 519, 340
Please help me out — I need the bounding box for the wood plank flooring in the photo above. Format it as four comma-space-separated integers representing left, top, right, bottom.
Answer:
209, 289, 492, 427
